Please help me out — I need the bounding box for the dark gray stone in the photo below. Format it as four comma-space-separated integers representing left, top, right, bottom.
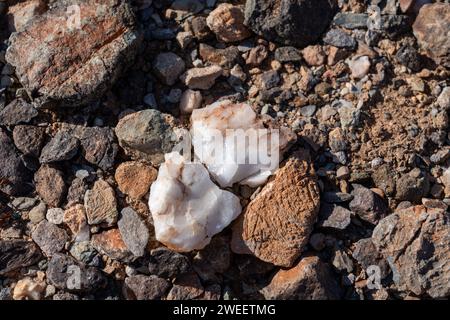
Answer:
39, 131, 79, 163
0, 240, 42, 275
395, 45, 422, 72
0, 99, 38, 126
349, 185, 388, 224
274, 46, 302, 62
118, 207, 149, 257
148, 247, 191, 279
31, 220, 68, 256
124, 275, 171, 300
12, 125, 46, 158
323, 29, 356, 49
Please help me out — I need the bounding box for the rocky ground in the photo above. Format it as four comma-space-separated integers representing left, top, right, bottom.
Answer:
0, 0, 449, 300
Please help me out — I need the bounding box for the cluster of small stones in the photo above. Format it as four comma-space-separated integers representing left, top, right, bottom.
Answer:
0, 0, 449, 301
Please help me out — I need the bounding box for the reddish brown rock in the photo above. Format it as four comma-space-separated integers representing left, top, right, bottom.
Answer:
166, 272, 204, 300
115, 161, 157, 199
261, 255, 342, 300
63, 204, 88, 238
5, 0, 141, 107
91, 228, 131, 261
302, 45, 326, 66
34, 164, 66, 207
206, 3, 251, 43
413, 3, 450, 68
84, 179, 118, 226
7, 0, 47, 32
231, 151, 320, 267
372, 205, 449, 298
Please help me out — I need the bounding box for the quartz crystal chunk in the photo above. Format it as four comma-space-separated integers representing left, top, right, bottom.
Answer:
191, 100, 291, 187
148, 152, 242, 252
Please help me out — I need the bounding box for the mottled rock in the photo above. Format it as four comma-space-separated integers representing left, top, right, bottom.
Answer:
39, 131, 79, 163
0, 128, 31, 196
413, 3, 450, 67
231, 152, 320, 267
12, 125, 45, 158
302, 45, 326, 66
28, 202, 46, 224
244, 0, 336, 48
437, 87, 450, 110
148, 247, 191, 279
396, 45, 422, 72
206, 3, 251, 43
118, 207, 149, 257
395, 169, 429, 203
115, 109, 180, 165
6, 0, 47, 32
5, 0, 141, 107
0, 240, 42, 275
372, 206, 449, 298
181, 65, 223, 90
12, 277, 46, 300
372, 164, 396, 196
179, 89, 202, 114
198, 44, 241, 70
124, 275, 170, 300
333, 12, 368, 29
261, 255, 341, 299
319, 205, 352, 230
91, 228, 131, 261
274, 46, 302, 63
348, 55, 371, 79
46, 208, 64, 225
63, 204, 89, 240
349, 185, 388, 224
166, 272, 204, 300
323, 29, 356, 49
153, 52, 185, 86
0, 98, 38, 125
352, 238, 389, 279
34, 164, 66, 207
115, 161, 157, 199
31, 220, 68, 256
84, 179, 118, 226
46, 253, 105, 292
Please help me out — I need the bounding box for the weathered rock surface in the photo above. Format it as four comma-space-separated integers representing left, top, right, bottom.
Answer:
91, 228, 131, 261
12, 125, 46, 158
0, 240, 42, 275
261, 255, 342, 299
149, 152, 242, 252
84, 179, 118, 226
124, 275, 170, 300
349, 185, 388, 224
206, 3, 251, 43
148, 247, 191, 279
31, 220, 68, 256
5, 0, 141, 107
413, 3, 450, 67
244, 0, 336, 48
0, 99, 38, 125
39, 131, 79, 163
34, 164, 66, 207
231, 151, 320, 267
0, 128, 31, 196
115, 109, 181, 165
118, 207, 149, 257
115, 161, 157, 199
153, 52, 185, 86
181, 65, 223, 90
372, 205, 449, 298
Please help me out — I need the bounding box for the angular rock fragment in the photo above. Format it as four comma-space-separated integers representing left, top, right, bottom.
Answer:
0, 128, 31, 196
149, 152, 241, 252
274, 46, 302, 63
179, 89, 202, 114
124, 275, 170, 300
191, 100, 294, 187
261, 255, 341, 300
12, 125, 45, 158
153, 52, 185, 86
166, 272, 204, 300
6, 0, 47, 32
63, 204, 89, 241
0, 98, 38, 125
319, 204, 352, 230
91, 228, 131, 261
0, 240, 42, 275
352, 238, 389, 279
115, 161, 157, 200
31, 220, 68, 257
349, 185, 388, 224
115, 109, 181, 165
231, 152, 320, 267
118, 207, 149, 257
5, 0, 141, 107
39, 131, 79, 163
206, 3, 251, 43
413, 3, 450, 67
244, 0, 336, 48
181, 65, 223, 90
148, 247, 191, 279
84, 179, 118, 226
372, 206, 449, 298
323, 29, 356, 49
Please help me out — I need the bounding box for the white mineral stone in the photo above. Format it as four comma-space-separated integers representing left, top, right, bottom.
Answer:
148, 152, 242, 252
191, 100, 290, 188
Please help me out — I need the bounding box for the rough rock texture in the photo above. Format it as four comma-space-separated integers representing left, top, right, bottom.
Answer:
84, 179, 118, 226
412, 3, 450, 68
181, 65, 223, 90
372, 205, 449, 298
31, 220, 69, 257
63, 204, 89, 240
149, 152, 242, 252
91, 228, 131, 261
115, 109, 180, 165
39, 131, 79, 163
0, 240, 42, 275
118, 207, 149, 257
148, 247, 191, 279
5, 0, 141, 107
244, 0, 336, 48
34, 164, 66, 207
349, 185, 388, 224
6, 0, 47, 32
0, 98, 38, 125
12, 125, 46, 158
261, 255, 341, 299
153, 52, 185, 86
115, 161, 157, 199
0, 128, 31, 196
231, 151, 320, 267
124, 275, 170, 300
206, 4, 251, 43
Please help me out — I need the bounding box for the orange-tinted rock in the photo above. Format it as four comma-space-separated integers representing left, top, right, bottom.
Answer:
413, 3, 450, 68
115, 161, 157, 199
7, 0, 47, 32
91, 228, 131, 261
261, 255, 342, 300
34, 164, 66, 207
206, 3, 251, 43
231, 151, 320, 267
84, 179, 118, 226
5, 0, 141, 107
63, 204, 88, 238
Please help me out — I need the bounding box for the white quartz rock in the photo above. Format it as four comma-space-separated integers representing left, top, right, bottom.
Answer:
148, 152, 241, 252
191, 100, 290, 188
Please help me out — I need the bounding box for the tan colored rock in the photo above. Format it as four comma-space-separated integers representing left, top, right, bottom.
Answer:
261, 256, 341, 300
5, 0, 141, 107
442, 167, 450, 197
115, 161, 157, 199
63, 204, 88, 239
231, 151, 320, 267
84, 179, 118, 226
91, 228, 131, 261
179, 89, 202, 114
181, 65, 223, 90
372, 205, 449, 298
206, 3, 251, 43
34, 164, 66, 207
13, 277, 46, 300
413, 3, 450, 68
302, 45, 326, 66
7, 0, 47, 32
